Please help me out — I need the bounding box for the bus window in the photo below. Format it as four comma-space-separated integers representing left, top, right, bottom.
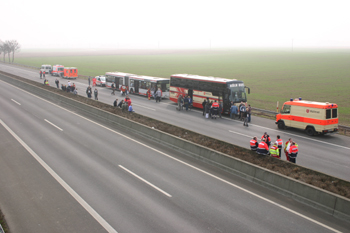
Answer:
326, 109, 331, 119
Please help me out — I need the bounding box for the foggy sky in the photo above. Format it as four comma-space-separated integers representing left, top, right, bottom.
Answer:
2, 0, 349, 49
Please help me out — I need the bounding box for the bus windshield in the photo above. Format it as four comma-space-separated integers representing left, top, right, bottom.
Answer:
227, 82, 247, 103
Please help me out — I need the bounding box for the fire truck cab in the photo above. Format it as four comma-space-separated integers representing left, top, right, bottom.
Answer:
276, 98, 338, 135
63, 67, 78, 79
51, 64, 64, 77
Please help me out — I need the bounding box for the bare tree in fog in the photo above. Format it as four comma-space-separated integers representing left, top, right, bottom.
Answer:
9, 40, 21, 63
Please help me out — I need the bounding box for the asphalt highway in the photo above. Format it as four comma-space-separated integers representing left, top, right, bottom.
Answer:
0, 63, 349, 181
1, 70, 350, 232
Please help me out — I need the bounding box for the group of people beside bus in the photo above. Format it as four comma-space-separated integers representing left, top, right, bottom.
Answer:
230, 101, 252, 126
201, 98, 222, 119
250, 133, 299, 163
177, 94, 193, 111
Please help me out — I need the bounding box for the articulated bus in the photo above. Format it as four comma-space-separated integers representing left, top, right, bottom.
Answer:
170, 74, 250, 113
105, 72, 170, 98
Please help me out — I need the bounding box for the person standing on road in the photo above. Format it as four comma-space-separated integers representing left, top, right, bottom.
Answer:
276, 135, 283, 158
147, 89, 151, 100
202, 99, 207, 116
247, 104, 252, 122
288, 142, 298, 163
250, 137, 258, 151
238, 101, 244, 120
111, 83, 116, 95
211, 100, 219, 119
86, 86, 92, 98
94, 88, 98, 100
43, 71, 46, 78
183, 95, 189, 110
269, 143, 280, 158
88, 76, 91, 86
55, 78, 59, 88
177, 94, 183, 111
156, 88, 162, 103
230, 104, 238, 119
40, 70, 42, 79
284, 138, 292, 161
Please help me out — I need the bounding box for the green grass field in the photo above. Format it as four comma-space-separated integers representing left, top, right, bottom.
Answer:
14, 49, 350, 125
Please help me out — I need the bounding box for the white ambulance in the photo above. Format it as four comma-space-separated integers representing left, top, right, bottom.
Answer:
276, 98, 338, 135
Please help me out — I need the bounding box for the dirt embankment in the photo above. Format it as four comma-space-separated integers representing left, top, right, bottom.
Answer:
2, 71, 350, 199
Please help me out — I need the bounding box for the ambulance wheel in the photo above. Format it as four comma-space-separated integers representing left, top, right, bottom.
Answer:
306, 127, 315, 136
277, 121, 285, 129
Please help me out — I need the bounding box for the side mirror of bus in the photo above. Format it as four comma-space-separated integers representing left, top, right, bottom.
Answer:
245, 86, 250, 94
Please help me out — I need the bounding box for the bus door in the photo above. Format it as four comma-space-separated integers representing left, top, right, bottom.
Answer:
125, 76, 129, 88
134, 80, 139, 94
115, 77, 120, 89
188, 89, 193, 99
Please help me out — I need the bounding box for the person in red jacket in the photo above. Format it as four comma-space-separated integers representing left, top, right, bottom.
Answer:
257, 138, 269, 155
211, 100, 219, 119
250, 137, 258, 151
289, 142, 299, 163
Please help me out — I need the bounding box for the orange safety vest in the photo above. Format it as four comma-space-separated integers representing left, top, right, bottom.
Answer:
289, 145, 299, 158
212, 102, 219, 108
250, 140, 258, 150
258, 141, 269, 151
276, 139, 283, 148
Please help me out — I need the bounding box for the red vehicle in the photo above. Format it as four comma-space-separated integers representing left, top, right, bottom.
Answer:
51, 64, 64, 77
63, 67, 78, 79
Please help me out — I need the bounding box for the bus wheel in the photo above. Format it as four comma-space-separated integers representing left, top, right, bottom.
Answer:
277, 121, 285, 129
306, 127, 315, 136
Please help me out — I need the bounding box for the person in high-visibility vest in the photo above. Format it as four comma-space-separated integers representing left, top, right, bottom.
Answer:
211, 100, 220, 119
284, 138, 292, 161
289, 142, 299, 163
269, 143, 280, 158
276, 135, 283, 158
257, 138, 269, 155
250, 137, 258, 151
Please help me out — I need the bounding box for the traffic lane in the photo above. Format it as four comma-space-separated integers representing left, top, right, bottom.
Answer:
1, 84, 348, 232
0, 124, 107, 233
1, 65, 350, 181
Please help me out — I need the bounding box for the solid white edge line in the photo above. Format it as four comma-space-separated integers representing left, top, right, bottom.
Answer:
119, 165, 172, 197
0, 79, 343, 233
228, 130, 252, 138
44, 119, 63, 131
0, 119, 118, 233
11, 99, 21, 105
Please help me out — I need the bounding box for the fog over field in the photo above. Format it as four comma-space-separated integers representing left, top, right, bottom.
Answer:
2, 0, 350, 50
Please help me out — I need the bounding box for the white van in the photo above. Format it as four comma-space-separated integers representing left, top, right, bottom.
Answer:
40, 64, 52, 74
95, 76, 106, 87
